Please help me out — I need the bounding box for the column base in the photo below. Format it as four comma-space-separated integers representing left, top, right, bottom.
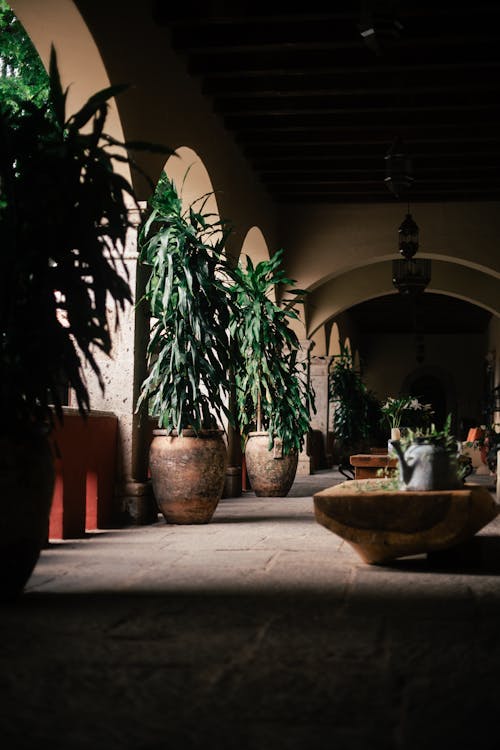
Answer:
296, 453, 312, 477
222, 465, 242, 498
121, 481, 159, 525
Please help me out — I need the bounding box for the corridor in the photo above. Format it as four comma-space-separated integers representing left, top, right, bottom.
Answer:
1, 469, 499, 750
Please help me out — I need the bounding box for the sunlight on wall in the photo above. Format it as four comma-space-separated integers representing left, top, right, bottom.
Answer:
328, 323, 341, 357
11, 0, 129, 182
310, 328, 327, 356
240, 226, 270, 266
164, 147, 219, 217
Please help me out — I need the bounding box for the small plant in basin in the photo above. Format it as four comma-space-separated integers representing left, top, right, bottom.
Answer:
390, 415, 466, 491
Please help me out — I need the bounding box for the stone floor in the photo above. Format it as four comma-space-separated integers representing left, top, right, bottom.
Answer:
1, 468, 499, 750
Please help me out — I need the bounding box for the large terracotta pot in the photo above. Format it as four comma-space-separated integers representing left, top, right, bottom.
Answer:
149, 429, 227, 524
244, 431, 298, 497
0, 428, 55, 600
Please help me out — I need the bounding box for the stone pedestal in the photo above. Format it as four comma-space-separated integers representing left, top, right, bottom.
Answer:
314, 479, 499, 564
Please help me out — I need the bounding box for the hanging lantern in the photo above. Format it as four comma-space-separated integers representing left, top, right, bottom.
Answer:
392, 258, 431, 296
398, 212, 419, 259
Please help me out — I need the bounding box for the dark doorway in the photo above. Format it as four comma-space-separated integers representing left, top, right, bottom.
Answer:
407, 375, 448, 430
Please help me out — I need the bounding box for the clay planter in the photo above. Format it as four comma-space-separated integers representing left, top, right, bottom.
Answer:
149, 429, 227, 524
0, 428, 55, 600
244, 431, 298, 497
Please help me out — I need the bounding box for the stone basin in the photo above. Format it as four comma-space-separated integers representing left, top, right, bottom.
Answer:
313, 478, 499, 565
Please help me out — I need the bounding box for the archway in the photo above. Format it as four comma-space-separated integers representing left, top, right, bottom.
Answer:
402, 368, 458, 435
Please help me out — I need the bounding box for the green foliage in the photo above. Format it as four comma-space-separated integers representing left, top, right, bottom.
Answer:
0, 46, 172, 431
381, 395, 434, 430
397, 414, 469, 482
329, 344, 383, 450
136, 173, 235, 435
0, 0, 49, 114
229, 249, 315, 454
399, 413, 458, 453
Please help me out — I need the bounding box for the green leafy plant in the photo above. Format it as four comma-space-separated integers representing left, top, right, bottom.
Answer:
0, 46, 172, 432
329, 344, 383, 452
230, 248, 315, 454
381, 395, 434, 430
395, 414, 470, 483
464, 423, 500, 473
136, 172, 235, 434
399, 413, 458, 453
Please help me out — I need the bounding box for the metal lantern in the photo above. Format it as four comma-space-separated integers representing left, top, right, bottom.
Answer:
392, 258, 431, 296
398, 212, 419, 259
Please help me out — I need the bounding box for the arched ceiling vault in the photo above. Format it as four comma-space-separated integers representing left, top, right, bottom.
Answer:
306, 260, 500, 337
280, 201, 500, 294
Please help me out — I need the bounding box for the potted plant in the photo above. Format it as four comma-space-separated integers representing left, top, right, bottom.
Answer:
381, 395, 434, 442
390, 414, 466, 490
230, 249, 315, 496
0, 48, 170, 599
328, 345, 384, 477
464, 423, 500, 474
135, 172, 235, 523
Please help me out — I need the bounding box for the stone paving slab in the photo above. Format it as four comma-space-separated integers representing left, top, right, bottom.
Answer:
1, 469, 500, 750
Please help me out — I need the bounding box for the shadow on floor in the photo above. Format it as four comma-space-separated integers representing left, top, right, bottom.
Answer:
377, 534, 500, 575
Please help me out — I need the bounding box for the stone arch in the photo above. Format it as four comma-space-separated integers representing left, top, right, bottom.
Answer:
240, 226, 271, 266
283, 201, 500, 294
328, 323, 342, 357
306, 260, 500, 337
164, 147, 219, 218
237, 226, 277, 304
310, 328, 327, 356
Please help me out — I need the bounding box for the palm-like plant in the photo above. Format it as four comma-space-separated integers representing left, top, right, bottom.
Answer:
0, 47, 171, 433
136, 172, 235, 434
230, 248, 315, 454
0, 45, 172, 598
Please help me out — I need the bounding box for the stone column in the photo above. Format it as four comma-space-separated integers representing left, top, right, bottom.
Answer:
296, 339, 315, 476
309, 355, 334, 469
81, 209, 157, 524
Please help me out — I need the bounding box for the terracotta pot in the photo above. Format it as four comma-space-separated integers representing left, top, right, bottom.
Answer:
149, 429, 227, 524
0, 428, 55, 600
244, 431, 298, 497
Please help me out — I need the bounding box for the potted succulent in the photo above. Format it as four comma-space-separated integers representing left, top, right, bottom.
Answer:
0, 48, 170, 599
230, 249, 315, 496
135, 172, 235, 523
390, 414, 466, 491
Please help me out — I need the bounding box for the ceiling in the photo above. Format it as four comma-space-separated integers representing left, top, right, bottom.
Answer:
150, 1, 496, 336
153, 0, 500, 205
